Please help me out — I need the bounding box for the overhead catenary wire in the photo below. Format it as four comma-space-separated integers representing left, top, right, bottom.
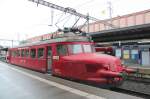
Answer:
72, 17, 81, 28
63, 14, 72, 27
28, 0, 118, 29
55, 13, 73, 28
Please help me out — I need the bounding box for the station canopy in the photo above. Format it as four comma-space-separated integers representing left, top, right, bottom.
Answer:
89, 23, 150, 43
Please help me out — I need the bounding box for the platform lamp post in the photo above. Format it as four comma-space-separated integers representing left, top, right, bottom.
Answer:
87, 13, 90, 33
107, 1, 113, 29
11, 40, 14, 48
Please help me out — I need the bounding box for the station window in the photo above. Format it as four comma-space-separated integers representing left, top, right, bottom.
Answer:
25, 50, 29, 57
30, 49, 36, 58
57, 45, 67, 56
38, 48, 44, 58
21, 49, 25, 57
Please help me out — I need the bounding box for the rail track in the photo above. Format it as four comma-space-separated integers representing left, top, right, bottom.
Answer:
110, 87, 150, 99
63, 76, 150, 98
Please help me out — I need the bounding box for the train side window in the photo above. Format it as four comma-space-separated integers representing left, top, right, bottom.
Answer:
21, 49, 25, 57
30, 49, 36, 58
47, 46, 52, 57
25, 50, 29, 57
17, 50, 20, 57
12, 51, 15, 57
11, 51, 13, 57
57, 45, 67, 56
14, 51, 17, 57
38, 48, 44, 58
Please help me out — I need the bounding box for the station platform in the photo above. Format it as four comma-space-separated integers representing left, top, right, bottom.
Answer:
124, 62, 150, 77
0, 62, 143, 99
125, 63, 150, 76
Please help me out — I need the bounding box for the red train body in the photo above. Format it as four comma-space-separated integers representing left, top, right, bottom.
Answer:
7, 32, 134, 85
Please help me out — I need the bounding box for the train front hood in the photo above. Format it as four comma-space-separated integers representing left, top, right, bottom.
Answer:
62, 53, 121, 65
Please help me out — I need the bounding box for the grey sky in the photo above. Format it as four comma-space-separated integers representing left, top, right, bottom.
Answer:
0, 0, 150, 46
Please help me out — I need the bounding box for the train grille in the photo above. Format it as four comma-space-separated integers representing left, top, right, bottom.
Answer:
86, 64, 99, 73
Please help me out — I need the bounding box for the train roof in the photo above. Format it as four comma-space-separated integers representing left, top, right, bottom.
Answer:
14, 35, 91, 48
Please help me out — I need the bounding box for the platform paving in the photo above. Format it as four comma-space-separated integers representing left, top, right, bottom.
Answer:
0, 62, 92, 99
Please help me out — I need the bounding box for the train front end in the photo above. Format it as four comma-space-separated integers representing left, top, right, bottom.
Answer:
53, 29, 135, 86
62, 52, 133, 85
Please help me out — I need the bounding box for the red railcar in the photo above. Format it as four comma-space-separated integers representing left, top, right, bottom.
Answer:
8, 31, 134, 85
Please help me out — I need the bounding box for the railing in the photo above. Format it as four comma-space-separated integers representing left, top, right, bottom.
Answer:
82, 9, 150, 33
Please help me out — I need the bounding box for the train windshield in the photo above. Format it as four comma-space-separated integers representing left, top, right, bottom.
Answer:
68, 44, 93, 54
68, 44, 83, 54
83, 44, 92, 53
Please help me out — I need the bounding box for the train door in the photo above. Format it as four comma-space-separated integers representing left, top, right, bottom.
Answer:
6, 50, 11, 63
47, 46, 52, 73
